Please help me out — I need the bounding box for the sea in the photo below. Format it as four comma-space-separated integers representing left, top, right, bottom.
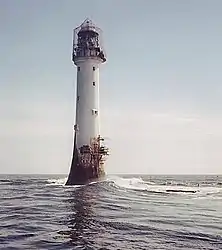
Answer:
0, 174, 221, 250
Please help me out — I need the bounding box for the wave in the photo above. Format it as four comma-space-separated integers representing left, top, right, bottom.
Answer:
46, 177, 67, 186
46, 177, 105, 187
45, 175, 222, 198
108, 176, 222, 196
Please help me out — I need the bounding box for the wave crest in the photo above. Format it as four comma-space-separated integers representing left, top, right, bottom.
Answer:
108, 176, 222, 197
46, 178, 67, 186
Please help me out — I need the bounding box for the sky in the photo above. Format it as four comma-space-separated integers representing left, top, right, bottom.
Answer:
0, 0, 222, 174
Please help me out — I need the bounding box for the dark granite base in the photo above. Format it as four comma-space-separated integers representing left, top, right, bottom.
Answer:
66, 134, 106, 185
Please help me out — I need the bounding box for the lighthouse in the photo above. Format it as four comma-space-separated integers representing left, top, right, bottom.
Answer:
66, 19, 109, 185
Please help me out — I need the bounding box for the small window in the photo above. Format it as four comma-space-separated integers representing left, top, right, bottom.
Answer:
93, 66, 95, 71
77, 66, 80, 71
92, 109, 98, 115
77, 96, 80, 101
93, 82, 95, 86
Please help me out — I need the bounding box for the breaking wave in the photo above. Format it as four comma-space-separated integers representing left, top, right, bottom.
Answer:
46, 175, 222, 198
107, 176, 222, 198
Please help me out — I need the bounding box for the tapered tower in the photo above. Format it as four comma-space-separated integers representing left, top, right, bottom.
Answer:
66, 19, 109, 185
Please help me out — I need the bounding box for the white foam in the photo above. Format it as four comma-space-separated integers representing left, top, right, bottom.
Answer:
46, 177, 67, 186
46, 177, 104, 187
197, 186, 222, 196
108, 176, 149, 191
45, 175, 222, 197
108, 176, 222, 196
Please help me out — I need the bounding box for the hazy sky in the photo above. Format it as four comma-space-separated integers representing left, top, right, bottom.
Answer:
1, 0, 222, 174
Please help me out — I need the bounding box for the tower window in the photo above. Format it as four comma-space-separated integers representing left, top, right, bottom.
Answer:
93, 66, 95, 71
78, 66, 80, 71
93, 82, 95, 86
92, 109, 98, 115
77, 96, 80, 101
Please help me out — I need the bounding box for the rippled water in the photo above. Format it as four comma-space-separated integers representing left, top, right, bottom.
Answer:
0, 175, 222, 249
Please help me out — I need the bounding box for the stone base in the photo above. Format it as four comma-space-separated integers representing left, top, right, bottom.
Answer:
66, 165, 105, 185
66, 135, 106, 185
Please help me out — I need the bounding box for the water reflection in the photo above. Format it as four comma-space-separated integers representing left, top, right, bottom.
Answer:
62, 184, 103, 248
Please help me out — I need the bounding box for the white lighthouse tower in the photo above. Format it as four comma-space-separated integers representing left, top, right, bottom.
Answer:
66, 19, 109, 185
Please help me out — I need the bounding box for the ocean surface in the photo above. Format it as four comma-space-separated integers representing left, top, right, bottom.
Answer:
0, 175, 222, 250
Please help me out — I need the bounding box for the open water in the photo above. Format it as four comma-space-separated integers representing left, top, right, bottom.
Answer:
0, 175, 221, 249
